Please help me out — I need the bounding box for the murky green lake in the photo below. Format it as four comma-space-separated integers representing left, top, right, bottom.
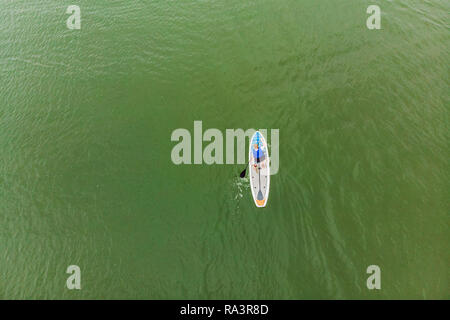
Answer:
0, 0, 448, 299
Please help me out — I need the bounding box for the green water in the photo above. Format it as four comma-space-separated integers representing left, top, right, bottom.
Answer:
0, 0, 448, 299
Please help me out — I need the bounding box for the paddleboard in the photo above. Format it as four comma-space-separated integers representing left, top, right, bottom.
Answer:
249, 131, 270, 207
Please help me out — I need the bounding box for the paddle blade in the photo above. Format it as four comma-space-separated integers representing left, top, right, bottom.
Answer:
239, 169, 247, 178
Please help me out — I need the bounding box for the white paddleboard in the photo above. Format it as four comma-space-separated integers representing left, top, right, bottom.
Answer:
249, 131, 270, 207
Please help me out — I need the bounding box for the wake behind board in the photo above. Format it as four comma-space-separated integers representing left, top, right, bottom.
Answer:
249, 131, 270, 207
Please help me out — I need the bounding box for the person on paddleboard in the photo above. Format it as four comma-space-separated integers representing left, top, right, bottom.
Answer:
252, 143, 266, 171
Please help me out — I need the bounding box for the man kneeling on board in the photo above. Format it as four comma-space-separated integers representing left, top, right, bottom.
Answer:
252, 143, 266, 172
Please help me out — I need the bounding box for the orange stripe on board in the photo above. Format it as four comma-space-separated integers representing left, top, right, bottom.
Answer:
256, 199, 265, 206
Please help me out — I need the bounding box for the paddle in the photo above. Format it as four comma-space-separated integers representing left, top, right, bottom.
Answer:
239, 161, 250, 178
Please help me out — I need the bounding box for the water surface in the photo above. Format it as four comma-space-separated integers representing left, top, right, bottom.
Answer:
0, 0, 448, 299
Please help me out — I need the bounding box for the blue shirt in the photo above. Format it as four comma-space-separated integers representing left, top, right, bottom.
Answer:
252, 148, 264, 161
